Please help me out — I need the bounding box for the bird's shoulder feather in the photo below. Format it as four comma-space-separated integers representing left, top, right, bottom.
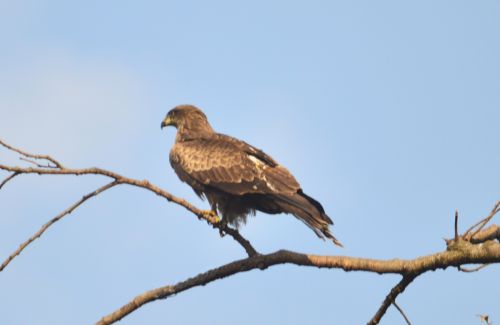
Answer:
169, 133, 300, 195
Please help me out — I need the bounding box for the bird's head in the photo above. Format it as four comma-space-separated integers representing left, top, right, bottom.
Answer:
161, 104, 207, 129
161, 105, 214, 139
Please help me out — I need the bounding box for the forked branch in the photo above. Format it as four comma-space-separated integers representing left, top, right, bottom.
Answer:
0, 140, 257, 270
368, 274, 416, 325
98, 232, 500, 325
0, 139, 64, 169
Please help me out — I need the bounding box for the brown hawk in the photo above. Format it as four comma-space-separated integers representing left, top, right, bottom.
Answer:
161, 105, 341, 246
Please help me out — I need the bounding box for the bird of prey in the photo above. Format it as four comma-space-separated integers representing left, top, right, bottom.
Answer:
161, 105, 341, 246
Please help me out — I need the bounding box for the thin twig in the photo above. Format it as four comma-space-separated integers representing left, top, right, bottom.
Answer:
392, 301, 411, 325
19, 157, 40, 166
368, 274, 417, 325
464, 201, 500, 240
0, 180, 119, 272
0, 172, 20, 190
470, 201, 500, 239
458, 264, 490, 273
19, 157, 57, 168
455, 210, 459, 241
0, 139, 64, 168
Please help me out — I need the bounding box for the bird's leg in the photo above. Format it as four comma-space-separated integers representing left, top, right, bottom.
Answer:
211, 203, 229, 237
217, 218, 228, 237
209, 203, 221, 223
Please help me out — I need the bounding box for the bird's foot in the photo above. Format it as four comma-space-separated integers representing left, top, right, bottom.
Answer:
201, 210, 227, 237
201, 210, 220, 224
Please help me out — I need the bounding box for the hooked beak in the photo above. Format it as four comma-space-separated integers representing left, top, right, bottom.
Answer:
161, 116, 173, 129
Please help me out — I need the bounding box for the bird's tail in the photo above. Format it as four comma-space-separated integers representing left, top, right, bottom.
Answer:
275, 190, 343, 247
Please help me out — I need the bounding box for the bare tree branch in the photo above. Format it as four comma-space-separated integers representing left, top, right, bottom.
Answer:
221, 225, 258, 256
464, 200, 500, 240
0, 139, 64, 169
19, 157, 58, 168
470, 201, 500, 240
97, 234, 500, 325
0, 140, 257, 260
0, 172, 20, 190
392, 301, 412, 325
1, 139, 499, 325
0, 180, 120, 272
470, 225, 500, 243
368, 275, 416, 325
0, 164, 257, 257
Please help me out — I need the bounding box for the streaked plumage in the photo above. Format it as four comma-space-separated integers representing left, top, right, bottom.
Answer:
161, 105, 341, 246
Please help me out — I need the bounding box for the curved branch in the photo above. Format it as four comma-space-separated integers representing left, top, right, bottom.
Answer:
0, 139, 64, 168
0, 180, 119, 272
97, 238, 500, 325
0, 147, 256, 256
392, 301, 411, 325
0, 172, 20, 190
221, 225, 258, 257
464, 200, 500, 240
0, 164, 217, 223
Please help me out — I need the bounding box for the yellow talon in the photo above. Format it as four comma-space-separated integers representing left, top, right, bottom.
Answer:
202, 210, 220, 223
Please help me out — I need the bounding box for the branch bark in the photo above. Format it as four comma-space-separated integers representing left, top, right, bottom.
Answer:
97, 235, 500, 325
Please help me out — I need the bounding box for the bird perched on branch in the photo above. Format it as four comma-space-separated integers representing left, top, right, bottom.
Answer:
161, 105, 342, 246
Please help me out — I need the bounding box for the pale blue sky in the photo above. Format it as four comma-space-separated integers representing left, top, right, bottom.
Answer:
1, 1, 499, 324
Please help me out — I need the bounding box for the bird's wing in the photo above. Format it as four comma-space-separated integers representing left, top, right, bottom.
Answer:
169, 136, 300, 196
215, 134, 279, 167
